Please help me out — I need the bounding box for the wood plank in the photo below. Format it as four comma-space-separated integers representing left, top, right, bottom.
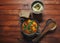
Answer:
0, 38, 19, 43
0, 5, 22, 10
0, 5, 29, 10
0, 0, 60, 5
0, 37, 26, 43
43, 15, 60, 20
0, 0, 59, 10
0, 10, 20, 14
0, 0, 32, 5
0, 9, 58, 16
45, 31, 60, 38
0, 2, 60, 10
0, 15, 19, 21
0, 35, 21, 39
43, 10, 60, 15
0, 31, 20, 36
0, 27, 20, 32
0, 4, 60, 10
43, 0, 60, 4
0, 32, 22, 39
0, 9, 60, 16
0, 3, 60, 10
0, 0, 28, 4
0, 21, 19, 25
40, 37, 60, 43
44, 4, 60, 10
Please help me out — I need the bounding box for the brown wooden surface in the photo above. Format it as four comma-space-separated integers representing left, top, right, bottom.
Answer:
0, 0, 60, 43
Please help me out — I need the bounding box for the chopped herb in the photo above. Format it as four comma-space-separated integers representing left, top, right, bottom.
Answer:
24, 24, 27, 30
27, 20, 33, 32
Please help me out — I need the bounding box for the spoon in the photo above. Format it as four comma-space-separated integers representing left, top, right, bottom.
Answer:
32, 19, 57, 43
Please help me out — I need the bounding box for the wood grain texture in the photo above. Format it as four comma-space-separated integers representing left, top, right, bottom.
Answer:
0, 0, 60, 43
0, 0, 60, 4
0, 21, 19, 25
0, 10, 20, 14
0, 15, 19, 21
0, 0, 60, 10
44, 5, 60, 10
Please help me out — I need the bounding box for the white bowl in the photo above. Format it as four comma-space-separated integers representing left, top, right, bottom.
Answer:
31, 1, 44, 14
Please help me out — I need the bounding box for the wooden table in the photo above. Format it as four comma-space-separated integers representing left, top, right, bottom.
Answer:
0, 0, 60, 43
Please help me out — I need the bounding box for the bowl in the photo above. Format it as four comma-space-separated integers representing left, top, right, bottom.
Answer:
31, 1, 44, 14
21, 18, 40, 38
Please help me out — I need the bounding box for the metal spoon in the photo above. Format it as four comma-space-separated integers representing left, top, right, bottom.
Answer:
32, 19, 57, 43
